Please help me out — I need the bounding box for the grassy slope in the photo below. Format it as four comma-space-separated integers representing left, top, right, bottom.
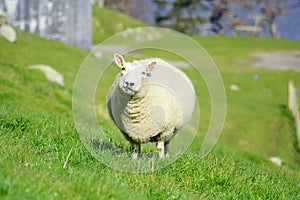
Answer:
194, 36, 300, 164
0, 6, 300, 199
92, 6, 145, 44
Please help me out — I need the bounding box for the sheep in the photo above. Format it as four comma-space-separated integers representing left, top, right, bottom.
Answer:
106, 53, 195, 158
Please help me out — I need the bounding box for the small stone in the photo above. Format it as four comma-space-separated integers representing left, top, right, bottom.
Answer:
269, 157, 282, 167
0, 25, 17, 43
29, 65, 65, 86
230, 84, 239, 91
253, 74, 260, 81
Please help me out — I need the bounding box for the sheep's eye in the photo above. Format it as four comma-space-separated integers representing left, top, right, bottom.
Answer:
141, 71, 146, 75
146, 73, 152, 77
121, 67, 125, 71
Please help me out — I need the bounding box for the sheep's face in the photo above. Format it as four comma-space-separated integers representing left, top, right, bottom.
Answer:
114, 53, 156, 95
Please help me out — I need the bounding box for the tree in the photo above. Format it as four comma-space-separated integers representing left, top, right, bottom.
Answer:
153, 0, 208, 34
210, 0, 288, 37
209, 0, 229, 33
152, 0, 288, 37
227, 0, 287, 38
257, 0, 286, 38
153, 0, 232, 34
152, 0, 170, 25
104, 0, 152, 24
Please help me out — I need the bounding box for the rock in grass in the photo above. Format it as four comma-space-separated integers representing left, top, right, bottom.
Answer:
0, 24, 17, 43
29, 65, 65, 86
230, 84, 239, 91
269, 157, 282, 167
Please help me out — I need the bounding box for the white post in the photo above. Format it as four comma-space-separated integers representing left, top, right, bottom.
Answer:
294, 88, 298, 117
288, 80, 300, 147
288, 80, 295, 114
295, 97, 300, 147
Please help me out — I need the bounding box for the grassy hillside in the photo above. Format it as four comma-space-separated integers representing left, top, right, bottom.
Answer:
1, 6, 300, 199
92, 6, 145, 44
194, 36, 300, 164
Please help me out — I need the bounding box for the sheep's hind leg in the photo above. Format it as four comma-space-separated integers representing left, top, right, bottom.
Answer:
156, 141, 164, 158
164, 140, 170, 158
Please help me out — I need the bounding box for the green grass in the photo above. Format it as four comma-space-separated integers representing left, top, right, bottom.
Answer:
1, 6, 300, 199
92, 6, 146, 45
193, 36, 300, 164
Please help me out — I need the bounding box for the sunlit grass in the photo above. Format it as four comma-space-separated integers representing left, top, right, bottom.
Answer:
1, 6, 300, 199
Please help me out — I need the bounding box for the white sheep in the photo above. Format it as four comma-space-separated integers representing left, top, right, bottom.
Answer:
107, 53, 195, 158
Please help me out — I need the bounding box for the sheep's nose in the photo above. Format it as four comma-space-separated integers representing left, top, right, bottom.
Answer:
125, 82, 134, 86
124, 81, 134, 90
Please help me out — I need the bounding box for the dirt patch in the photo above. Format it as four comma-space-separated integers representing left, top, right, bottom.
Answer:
250, 51, 300, 71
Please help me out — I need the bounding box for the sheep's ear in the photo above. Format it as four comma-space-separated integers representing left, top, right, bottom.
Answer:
146, 61, 157, 73
114, 53, 125, 68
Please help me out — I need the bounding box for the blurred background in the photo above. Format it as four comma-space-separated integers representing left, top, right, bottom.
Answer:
102, 0, 300, 39
1, 0, 299, 49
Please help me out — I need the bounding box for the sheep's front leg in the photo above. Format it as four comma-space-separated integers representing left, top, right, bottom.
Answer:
132, 143, 141, 159
156, 141, 164, 158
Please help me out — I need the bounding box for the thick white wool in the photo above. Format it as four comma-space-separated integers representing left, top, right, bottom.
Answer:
122, 84, 181, 143
107, 58, 195, 144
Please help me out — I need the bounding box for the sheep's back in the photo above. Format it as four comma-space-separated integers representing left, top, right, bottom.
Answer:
143, 58, 196, 128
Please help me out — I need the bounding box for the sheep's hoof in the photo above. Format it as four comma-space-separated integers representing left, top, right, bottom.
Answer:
159, 152, 165, 158
132, 153, 142, 159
